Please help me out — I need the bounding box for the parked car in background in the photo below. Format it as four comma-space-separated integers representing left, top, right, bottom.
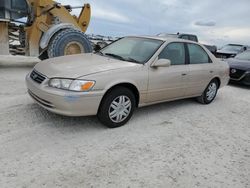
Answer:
227, 50, 250, 85
87, 34, 116, 51
26, 36, 229, 128
216, 44, 248, 59
157, 33, 199, 42
157, 33, 217, 54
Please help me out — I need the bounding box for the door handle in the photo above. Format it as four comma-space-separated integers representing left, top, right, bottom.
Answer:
182, 73, 187, 76
210, 70, 214, 73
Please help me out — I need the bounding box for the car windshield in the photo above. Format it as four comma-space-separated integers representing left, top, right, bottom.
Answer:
220, 44, 243, 52
99, 37, 164, 64
235, 51, 250, 61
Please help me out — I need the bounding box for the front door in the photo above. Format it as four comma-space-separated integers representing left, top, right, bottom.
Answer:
147, 42, 189, 103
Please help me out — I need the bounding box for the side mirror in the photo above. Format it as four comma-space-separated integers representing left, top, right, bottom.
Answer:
152, 59, 171, 67
94, 44, 101, 52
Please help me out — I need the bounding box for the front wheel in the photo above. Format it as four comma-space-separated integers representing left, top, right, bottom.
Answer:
98, 87, 136, 128
197, 79, 219, 104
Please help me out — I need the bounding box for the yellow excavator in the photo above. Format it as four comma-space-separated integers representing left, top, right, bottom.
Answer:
0, 0, 92, 59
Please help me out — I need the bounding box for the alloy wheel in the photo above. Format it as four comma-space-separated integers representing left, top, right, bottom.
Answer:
108, 95, 132, 123
206, 82, 217, 101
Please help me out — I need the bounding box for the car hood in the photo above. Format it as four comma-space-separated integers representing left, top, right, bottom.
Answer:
227, 58, 250, 71
34, 53, 139, 78
217, 49, 238, 55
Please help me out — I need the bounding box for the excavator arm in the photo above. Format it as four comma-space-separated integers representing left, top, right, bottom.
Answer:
77, 4, 91, 33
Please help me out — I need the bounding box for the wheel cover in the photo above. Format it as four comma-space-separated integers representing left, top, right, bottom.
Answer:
206, 82, 217, 101
64, 41, 85, 55
108, 96, 132, 123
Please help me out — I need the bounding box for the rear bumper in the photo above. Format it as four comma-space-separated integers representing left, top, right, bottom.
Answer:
26, 74, 104, 116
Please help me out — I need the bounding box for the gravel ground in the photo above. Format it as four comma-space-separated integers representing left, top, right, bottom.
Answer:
0, 66, 250, 188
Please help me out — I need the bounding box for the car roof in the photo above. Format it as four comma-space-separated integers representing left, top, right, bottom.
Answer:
158, 33, 197, 37
125, 35, 198, 44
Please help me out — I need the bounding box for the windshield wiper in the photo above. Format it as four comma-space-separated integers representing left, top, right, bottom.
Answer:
104, 53, 126, 61
126, 57, 141, 64
95, 51, 104, 56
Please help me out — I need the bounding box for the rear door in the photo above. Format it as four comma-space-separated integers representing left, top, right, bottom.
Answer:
185, 43, 215, 96
147, 42, 189, 103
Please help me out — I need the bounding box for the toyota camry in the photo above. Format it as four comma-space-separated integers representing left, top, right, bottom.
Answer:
26, 36, 229, 128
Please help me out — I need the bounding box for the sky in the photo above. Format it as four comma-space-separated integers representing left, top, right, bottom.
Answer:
57, 0, 250, 47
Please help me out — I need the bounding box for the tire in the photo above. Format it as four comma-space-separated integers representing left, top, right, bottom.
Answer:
47, 29, 92, 58
197, 79, 219, 104
98, 87, 136, 128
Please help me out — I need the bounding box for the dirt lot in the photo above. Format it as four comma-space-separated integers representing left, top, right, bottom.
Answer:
0, 66, 250, 188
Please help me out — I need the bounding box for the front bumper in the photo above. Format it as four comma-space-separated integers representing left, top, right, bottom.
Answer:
230, 71, 250, 86
26, 73, 104, 116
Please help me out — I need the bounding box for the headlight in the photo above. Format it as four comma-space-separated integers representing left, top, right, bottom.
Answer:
49, 78, 95, 92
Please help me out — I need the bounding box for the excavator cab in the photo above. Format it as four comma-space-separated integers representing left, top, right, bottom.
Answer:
0, 0, 29, 21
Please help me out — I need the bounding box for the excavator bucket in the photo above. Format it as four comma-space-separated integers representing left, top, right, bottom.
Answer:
0, 0, 29, 20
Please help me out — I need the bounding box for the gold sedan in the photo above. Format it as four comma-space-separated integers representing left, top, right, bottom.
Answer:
26, 36, 229, 128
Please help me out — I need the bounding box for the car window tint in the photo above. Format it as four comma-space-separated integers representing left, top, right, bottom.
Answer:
159, 43, 185, 65
188, 43, 210, 64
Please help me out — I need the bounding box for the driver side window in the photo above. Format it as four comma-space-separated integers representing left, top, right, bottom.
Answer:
158, 43, 185, 65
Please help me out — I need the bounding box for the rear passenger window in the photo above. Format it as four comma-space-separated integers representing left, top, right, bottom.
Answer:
159, 43, 185, 65
187, 43, 211, 64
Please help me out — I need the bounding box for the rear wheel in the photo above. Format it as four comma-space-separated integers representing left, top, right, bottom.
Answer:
47, 29, 92, 58
197, 79, 219, 104
98, 87, 136, 128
